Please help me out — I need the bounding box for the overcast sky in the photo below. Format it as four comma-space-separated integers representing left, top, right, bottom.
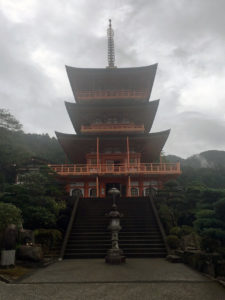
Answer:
0, 0, 225, 158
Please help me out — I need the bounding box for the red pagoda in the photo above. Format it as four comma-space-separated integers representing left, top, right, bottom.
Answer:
50, 20, 181, 198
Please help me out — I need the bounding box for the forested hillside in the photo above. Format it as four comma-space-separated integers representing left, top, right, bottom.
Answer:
167, 150, 225, 169
0, 109, 66, 186
166, 151, 225, 188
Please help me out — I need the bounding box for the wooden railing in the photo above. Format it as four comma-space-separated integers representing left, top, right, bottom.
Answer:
49, 163, 181, 176
81, 124, 145, 133
75, 89, 148, 100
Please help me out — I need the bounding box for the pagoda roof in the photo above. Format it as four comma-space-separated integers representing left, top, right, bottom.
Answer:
65, 100, 159, 134
66, 64, 157, 102
55, 130, 170, 164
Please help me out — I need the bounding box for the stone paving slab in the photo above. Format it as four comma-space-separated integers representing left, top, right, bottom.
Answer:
20, 259, 210, 283
1, 281, 225, 300
0, 259, 224, 300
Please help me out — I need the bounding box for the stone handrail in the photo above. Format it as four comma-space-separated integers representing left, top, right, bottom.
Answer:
148, 189, 170, 254
59, 196, 80, 260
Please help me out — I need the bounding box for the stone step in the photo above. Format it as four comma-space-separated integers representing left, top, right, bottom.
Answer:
64, 252, 167, 259
65, 248, 166, 255
66, 244, 165, 250
67, 238, 163, 243
70, 232, 162, 237
64, 196, 166, 259
71, 225, 159, 229
75, 219, 157, 223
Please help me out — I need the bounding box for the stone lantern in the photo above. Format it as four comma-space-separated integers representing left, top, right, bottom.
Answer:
105, 187, 126, 264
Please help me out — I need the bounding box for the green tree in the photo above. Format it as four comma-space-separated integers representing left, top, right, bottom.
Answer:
214, 198, 225, 221
1, 168, 66, 230
0, 202, 22, 232
0, 109, 22, 131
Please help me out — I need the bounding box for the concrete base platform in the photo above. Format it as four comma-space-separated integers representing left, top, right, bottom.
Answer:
0, 259, 224, 299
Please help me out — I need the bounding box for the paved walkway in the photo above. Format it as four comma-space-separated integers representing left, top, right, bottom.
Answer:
0, 259, 224, 299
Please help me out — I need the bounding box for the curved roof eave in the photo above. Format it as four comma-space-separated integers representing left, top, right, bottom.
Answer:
65, 64, 158, 72
64, 99, 160, 134
55, 129, 170, 140
55, 129, 170, 163
65, 64, 158, 102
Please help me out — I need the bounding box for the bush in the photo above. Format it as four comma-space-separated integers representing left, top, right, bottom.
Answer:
194, 218, 225, 232
180, 225, 193, 236
170, 226, 182, 237
166, 235, 180, 249
196, 209, 215, 219
0, 202, 22, 232
177, 211, 195, 227
158, 204, 175, 233
202, 228, 225, 242
214, 198, 225, 221
1, 169, 66, 230
201, 236, 220, 253
200, 228, 225, 253
34, 229, 62, 252
170, 225, 193, 237
23, 207, 57, 229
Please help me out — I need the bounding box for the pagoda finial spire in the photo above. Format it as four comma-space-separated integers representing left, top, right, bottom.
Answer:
107, 19, 116, 68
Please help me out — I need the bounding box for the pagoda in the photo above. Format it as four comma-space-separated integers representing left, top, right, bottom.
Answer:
50, 20, 181, 198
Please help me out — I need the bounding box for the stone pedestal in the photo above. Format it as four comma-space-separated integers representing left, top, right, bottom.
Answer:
1, 250, 16, 266
105, 188, 125, 265
17, 245, 43, 262
105, 249, 126, 264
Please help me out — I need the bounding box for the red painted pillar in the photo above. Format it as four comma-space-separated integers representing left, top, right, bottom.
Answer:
84, 181, 89, 197
100, 181, 106, 198
97, 137, 99, 168
139, 180, 144, 196
96, 176, 99, 197
126, 136, 130, 168
65, 184, 70, 195
127, 176, 131, 197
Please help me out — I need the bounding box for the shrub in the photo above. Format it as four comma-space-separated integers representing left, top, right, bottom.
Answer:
177, 211, 195, 227
166, 235, 180, 249
200, 228, 225, 254
196, 209, 215, 219
34, 229, 62, 252
158, 204, 175, 233
180, 225, 193, 236
23, 207, 57, 229
194, 218, 225, 232
170, 226, 182, 237
214, 198, 225, 221
1, 169, 66, 230
202, 228, 225, 242
170, 225, 193, 237
0, 202, 22, 232
201, 236, 220, 253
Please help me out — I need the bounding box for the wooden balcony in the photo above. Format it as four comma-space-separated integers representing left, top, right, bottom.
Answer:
49, 163, 181, 176
81, 124, 145, 133
75, 89, 148, 100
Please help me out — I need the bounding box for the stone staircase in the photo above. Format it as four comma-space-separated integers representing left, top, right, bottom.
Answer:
64, 197, 167, 259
